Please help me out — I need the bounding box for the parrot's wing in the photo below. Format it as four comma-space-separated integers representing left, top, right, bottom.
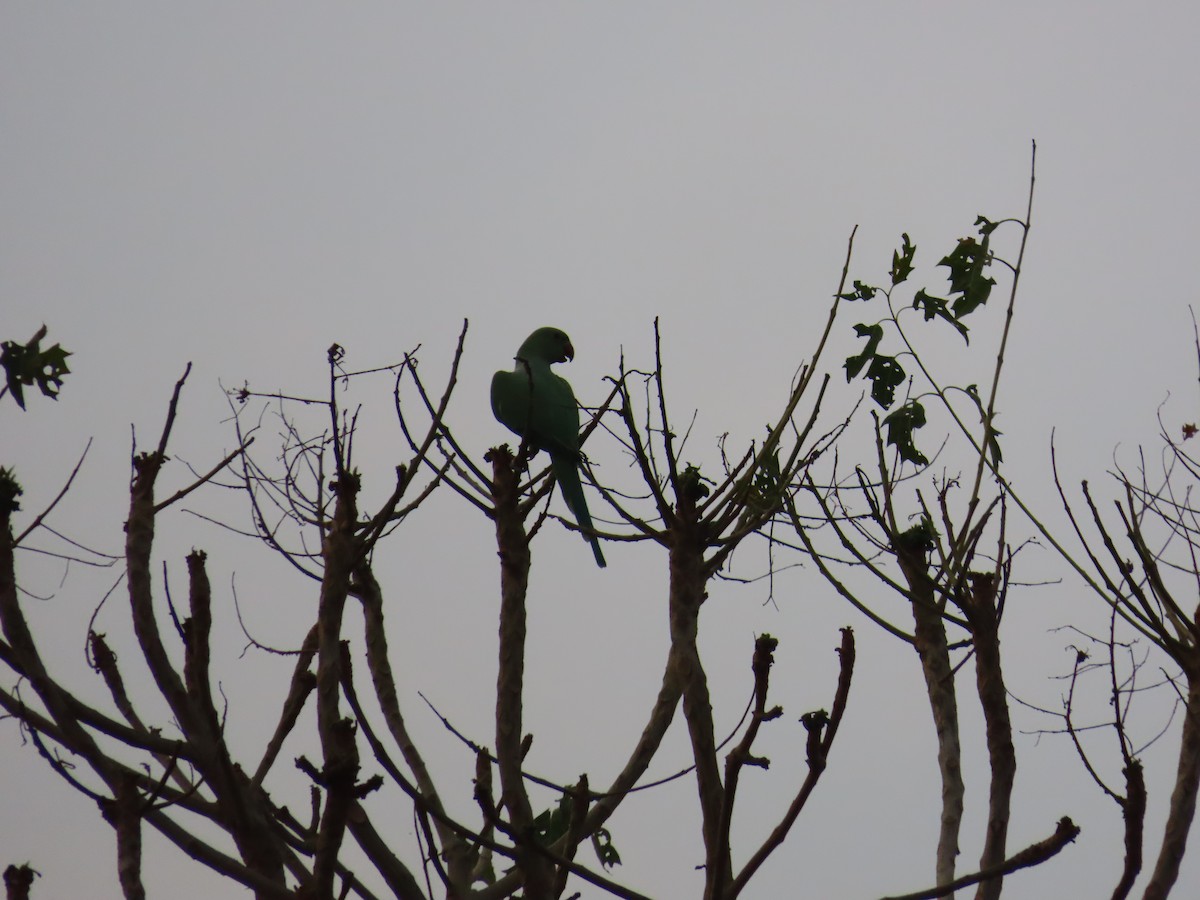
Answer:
492, 365, 579, 457
530, 368, 581, 455
491, 368, 532, 443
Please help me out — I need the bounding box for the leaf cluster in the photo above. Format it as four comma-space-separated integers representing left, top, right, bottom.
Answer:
531, 797, 622, 872
840, 218, 1000, 465
1, 325, 72, 410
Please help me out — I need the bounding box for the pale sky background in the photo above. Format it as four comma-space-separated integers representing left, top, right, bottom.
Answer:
4, 4, 1200, 899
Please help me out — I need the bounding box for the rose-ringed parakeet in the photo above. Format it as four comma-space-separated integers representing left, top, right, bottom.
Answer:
491, 327, 607, 568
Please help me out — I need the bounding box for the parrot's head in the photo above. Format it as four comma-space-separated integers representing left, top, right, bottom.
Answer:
517, 327, 575, 365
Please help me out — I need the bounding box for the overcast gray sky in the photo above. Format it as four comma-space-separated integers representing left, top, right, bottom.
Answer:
4, 4, 1200, 898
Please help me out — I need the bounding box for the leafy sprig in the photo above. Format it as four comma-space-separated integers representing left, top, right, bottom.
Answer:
841, 218, 1002, 464
2, 325, 72, 410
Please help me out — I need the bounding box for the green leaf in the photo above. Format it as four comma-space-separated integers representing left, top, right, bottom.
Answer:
891, 233, 916, 286
896, 515, 936, 556
986, 427, 1004, 466
912, 289, 969, 342
975, 214, 1000, 236
864, 354, 905, 408
838, 280, 878, 302
963, 384, 1003, 465
592, 828, 622, 870
532, 795, 572, 846
882, 400, 928, 465
1, 326, 73, 410
749, 448, 784, 510
938, 234, 995, 319
844, 323, 884, 380
846, 323, 906, 408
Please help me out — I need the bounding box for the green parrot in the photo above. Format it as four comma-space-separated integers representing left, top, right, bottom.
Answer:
491, 327, 607, 568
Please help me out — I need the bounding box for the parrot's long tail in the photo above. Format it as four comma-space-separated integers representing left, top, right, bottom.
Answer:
551, 453, 607, 569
